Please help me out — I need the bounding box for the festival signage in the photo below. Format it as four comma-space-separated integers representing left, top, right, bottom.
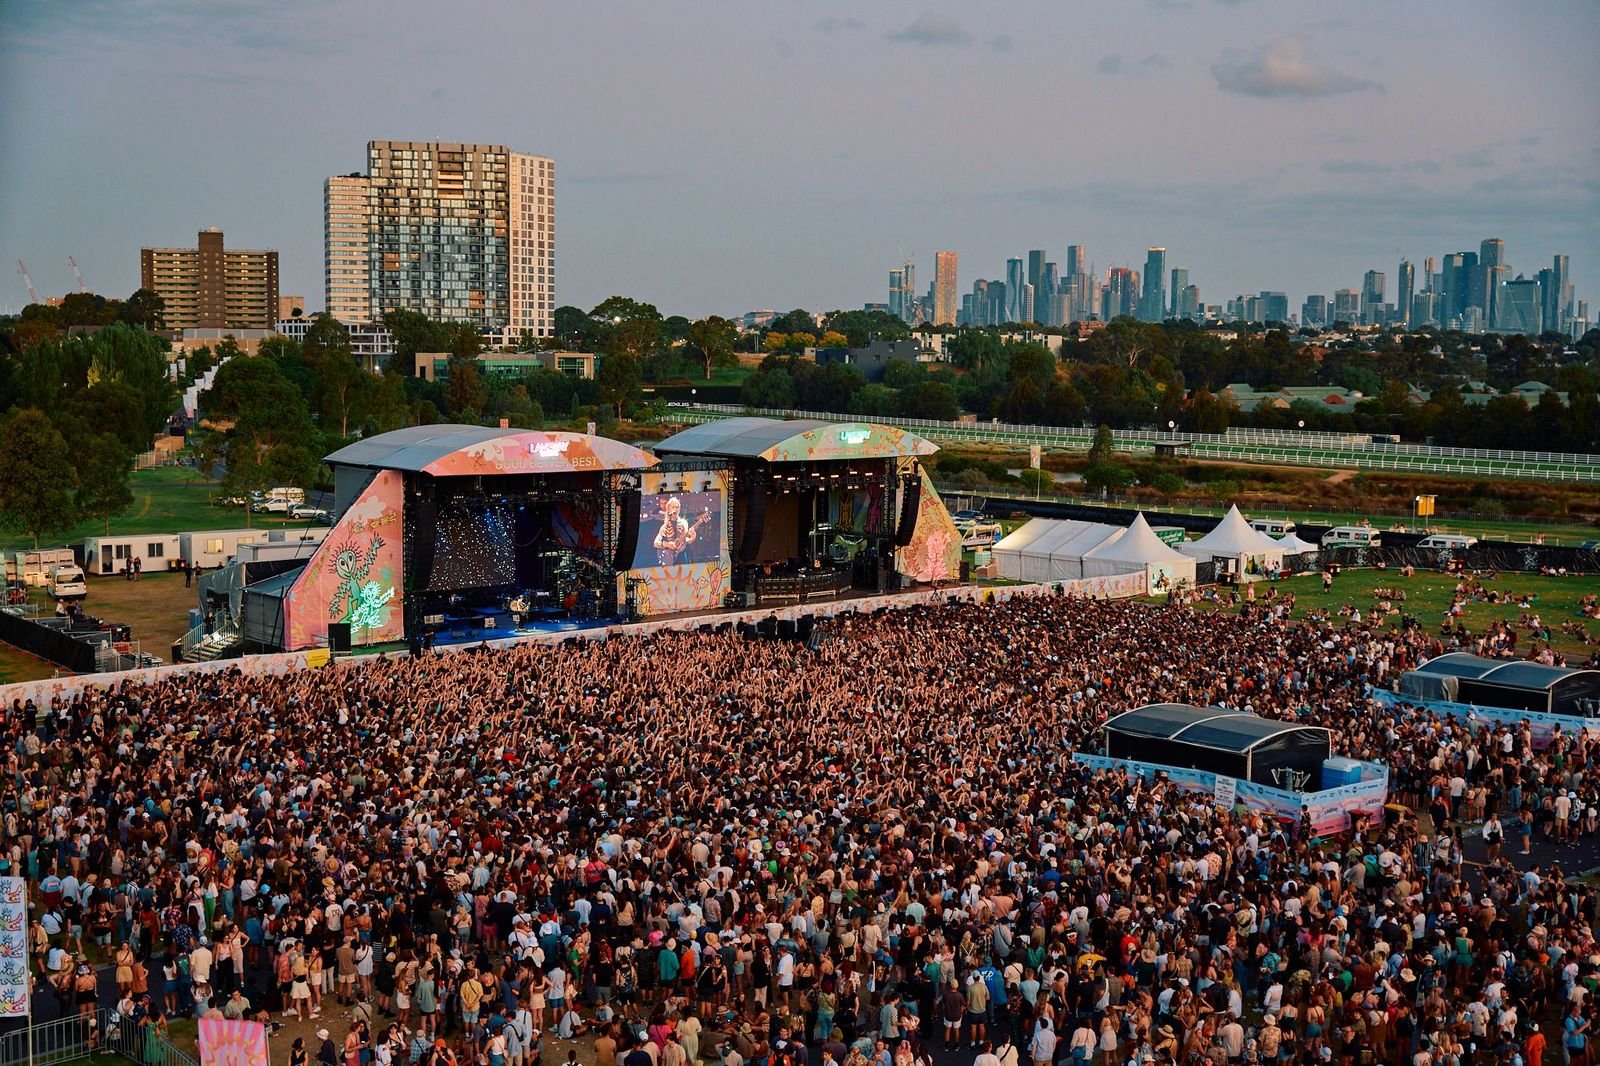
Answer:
0, 877, 29, 1017
1213, 775, 1237, 810
1369, 687, 1600, 747
198, 1018, 269, 1066
283, 470, 406, 651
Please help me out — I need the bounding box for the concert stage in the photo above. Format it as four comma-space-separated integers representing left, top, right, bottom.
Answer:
230, 420, 962, 655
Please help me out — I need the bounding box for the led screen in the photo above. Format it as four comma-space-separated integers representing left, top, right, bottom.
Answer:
428, 500, 519, 589
634, 491, 723, 569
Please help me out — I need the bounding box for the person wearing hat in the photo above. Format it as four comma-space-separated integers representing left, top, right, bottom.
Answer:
316, 1028, 338, 1066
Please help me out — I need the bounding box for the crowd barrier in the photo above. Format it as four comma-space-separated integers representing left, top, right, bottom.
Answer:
1324, 543, 1599, 574
1073, 752, 1390, 836
0, 574, 1149, 709
1369, 687, 1600, 747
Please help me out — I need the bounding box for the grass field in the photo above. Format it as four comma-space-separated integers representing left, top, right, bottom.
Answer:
0, 466, 317, 556
1174, 570, 1600, 660
0, 572, 209, 685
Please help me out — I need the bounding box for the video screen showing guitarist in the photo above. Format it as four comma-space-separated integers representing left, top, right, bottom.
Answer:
647, 494, 719, 567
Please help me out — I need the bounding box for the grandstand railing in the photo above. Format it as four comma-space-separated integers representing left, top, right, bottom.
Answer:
671, 404, 1600, 482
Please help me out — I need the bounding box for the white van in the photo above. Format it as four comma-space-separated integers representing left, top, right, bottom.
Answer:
1248, 518, 1297, 538
1417, 533, 1478, 550
1321, 526, 1383, 549
47, 563, 87, 600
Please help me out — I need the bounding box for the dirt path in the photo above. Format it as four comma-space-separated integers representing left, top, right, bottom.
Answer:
1324, 471, 1356, 484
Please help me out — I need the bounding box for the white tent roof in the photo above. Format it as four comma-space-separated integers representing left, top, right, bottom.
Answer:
1276, 531, 1318, 553
1187, 504, 1284, 555
1083, 513, 1191, 564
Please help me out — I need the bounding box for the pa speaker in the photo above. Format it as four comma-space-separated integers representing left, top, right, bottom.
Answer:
328, 623, 352, 653
894, 475, 922, 546
410, 498, 438, 589
612, 492, 642, 570
738, 479, 767, 562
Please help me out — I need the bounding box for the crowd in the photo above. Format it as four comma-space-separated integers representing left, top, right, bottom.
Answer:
8, 589, 1600, 1066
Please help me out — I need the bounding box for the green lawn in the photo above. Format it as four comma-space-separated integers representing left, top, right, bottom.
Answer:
0, 466, 317, 555
1176, 570, 1600, 660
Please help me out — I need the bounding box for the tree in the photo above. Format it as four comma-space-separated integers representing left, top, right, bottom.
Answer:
75, 432, 135, 534
596, 352, 642, 416
1006, 342, 1056, 391
383, 308, 452, 373
848, 383, 899, 417
88, 323, 176, 442
1086, 424, 1117, 464
120, 288, 167, 330
443, 324, 487, 418
741, 367, 794, 409
591, 297, 664, 362
552, 305, 597, 350
767, 309, 817, 335
948, 329, 1004, 371
900, 380, 960, 421
1082, 462, 1134, 494
684, 316, 738, 380
0, 409, 78, 546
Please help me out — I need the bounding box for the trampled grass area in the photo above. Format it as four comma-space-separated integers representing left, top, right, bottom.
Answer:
0, 572, 204, 684
0, 466, 316, 555
1179, 570, 1600, 660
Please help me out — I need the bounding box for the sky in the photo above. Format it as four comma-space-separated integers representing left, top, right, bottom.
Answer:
2, 0, 1598, 321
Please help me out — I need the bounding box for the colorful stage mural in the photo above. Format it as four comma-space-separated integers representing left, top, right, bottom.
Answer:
895, 468, 961, 584
283, 470, 406, 650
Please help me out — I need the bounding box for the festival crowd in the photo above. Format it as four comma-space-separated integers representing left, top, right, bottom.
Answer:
8, 589, 1600, 1066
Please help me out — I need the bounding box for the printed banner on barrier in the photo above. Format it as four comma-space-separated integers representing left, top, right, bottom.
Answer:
198, 1018, 270, 1066
1213, 775, 1237, 810
0, 877, 29, 1017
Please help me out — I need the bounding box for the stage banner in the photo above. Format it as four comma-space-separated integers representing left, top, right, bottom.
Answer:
283, 469, 406, 651
895, 468, 961, 584
198, 1018, 269, 1066
0, 877, 29, 1017
1369, 687, 1600, 747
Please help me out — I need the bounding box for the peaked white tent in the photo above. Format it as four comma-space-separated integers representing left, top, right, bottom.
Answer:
1277, 531, 1319, 555
1081, 513, 1198, 590
993, 518, 1121, 582
1180, 504, 1285, 576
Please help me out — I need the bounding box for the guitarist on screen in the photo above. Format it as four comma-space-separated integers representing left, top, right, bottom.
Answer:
651, 496, 712, 566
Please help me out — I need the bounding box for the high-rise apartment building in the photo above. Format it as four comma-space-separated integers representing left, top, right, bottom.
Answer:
888, 259, 917, 323
1397, 260, 1415, 327
932, 251, 958, 325
1178, 284, 1201, 320
1027, 250, 1047, 298
1332, 289, 1361, 324
1548, 254, 1572, 332
140, 228, 279, 330
1141, 248, 1167, 322
1039, 262, 1060, 326
325, 141, 554, 336
325, 175, 372, 323
1104, 267, 1139, 320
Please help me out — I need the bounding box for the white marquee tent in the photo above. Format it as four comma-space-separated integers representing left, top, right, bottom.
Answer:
1081, 513, 1198, 590
1277, 531, 1319, 556
1180, 504, 1285, 576
992, 518, 1122, 582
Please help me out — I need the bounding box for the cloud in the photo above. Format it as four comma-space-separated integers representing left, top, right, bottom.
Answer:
1212, 35, 1380, 98
1320, 160, 1392, 175
885, 13, 971, 47
814, 16, 865, 33
1097, 52, 1169, 76
987, 34, 1014, 52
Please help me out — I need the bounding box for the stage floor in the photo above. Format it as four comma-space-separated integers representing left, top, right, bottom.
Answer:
429, 610, 613, 647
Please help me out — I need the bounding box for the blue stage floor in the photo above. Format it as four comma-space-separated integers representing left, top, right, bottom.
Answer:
430, 613, 613, 646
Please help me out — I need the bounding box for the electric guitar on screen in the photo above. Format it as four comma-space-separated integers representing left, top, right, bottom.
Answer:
652, 508, 713, 566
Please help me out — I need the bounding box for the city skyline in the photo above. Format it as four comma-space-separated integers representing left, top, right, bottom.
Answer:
2, 0, 1597, 319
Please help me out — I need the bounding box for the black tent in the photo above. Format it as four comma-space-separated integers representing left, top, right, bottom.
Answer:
1399, 653, 1600, 716
1101, 703, 1332, 791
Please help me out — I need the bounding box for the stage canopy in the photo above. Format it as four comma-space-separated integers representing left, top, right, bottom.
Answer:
1102, 703, 1333, 789
1400, 652, 1600, 715
657, 417, 938, 463
326, 425, 658, 477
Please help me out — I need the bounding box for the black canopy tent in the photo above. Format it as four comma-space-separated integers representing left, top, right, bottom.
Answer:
1101, 703, 1333, 791
1399, 653, 1600, 716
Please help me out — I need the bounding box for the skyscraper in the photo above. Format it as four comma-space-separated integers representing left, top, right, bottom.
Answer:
1004, 258, 1025, 323
1548, 254, 1572, 332
888, 269, 904, 321
1027, 250, 1047, 297
1141, 248, 1167, 322
1397, 259, 1415, 327
141, 228, 279, 330
1496, 277, 1542, 335
1333, 289, 1361, 324
933, 251, 958, 325
1065, 245, 1086, 279
1302, 295, 1327, 327
888, 261, 917, 323
1479, 238, 1505, 326
1259, 292, 1288, 324
1169, 268, 1189, 317
1362, 271, 1385, 325
1040, 262, 1060, 326
327, 140, 554, 336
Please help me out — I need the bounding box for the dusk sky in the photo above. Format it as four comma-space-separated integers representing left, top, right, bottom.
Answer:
3, 0, 1598, 320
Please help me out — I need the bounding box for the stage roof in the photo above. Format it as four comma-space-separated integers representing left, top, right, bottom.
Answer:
1407, 652, 1593, 692
326, 425, 657, 477
1103, 703, 1327, 753
657, 417, 938, 463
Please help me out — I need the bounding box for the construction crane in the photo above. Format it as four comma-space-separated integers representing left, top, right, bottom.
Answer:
16, 259, 37, 305
68, 256, 86, 293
